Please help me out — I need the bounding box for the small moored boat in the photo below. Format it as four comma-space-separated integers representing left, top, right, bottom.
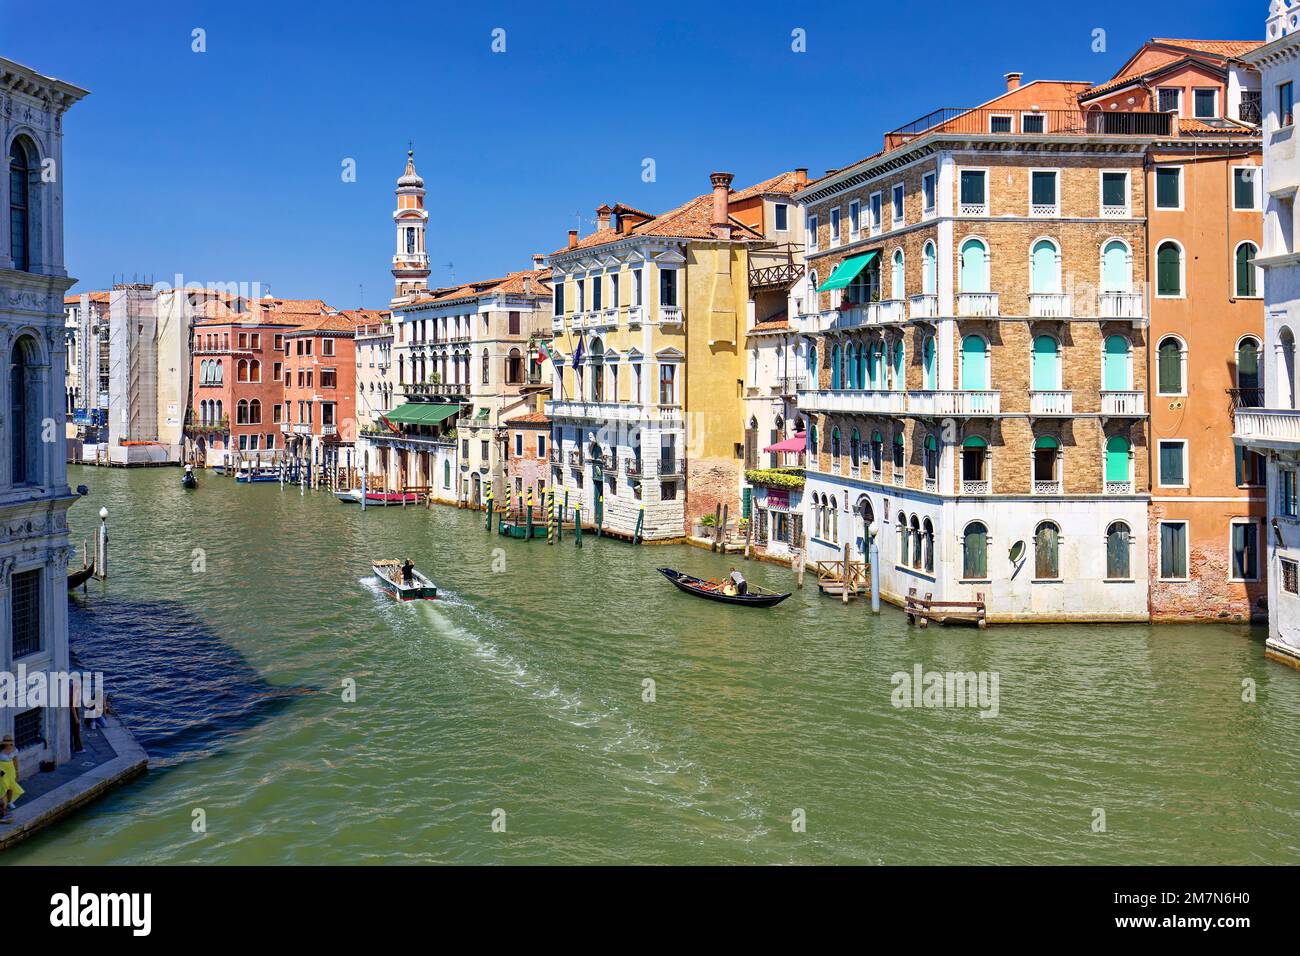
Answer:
335, 488, 363, 504
656, 567, 791, 608
67, 561, 95, 589
364, 491, 420, 506
372, 559, 438, 601
181, 472, 198, 489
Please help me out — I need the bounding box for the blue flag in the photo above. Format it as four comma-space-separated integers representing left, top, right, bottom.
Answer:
572, 335, 585, 370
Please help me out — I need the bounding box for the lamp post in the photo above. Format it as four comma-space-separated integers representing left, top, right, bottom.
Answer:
97, 507, 108, 580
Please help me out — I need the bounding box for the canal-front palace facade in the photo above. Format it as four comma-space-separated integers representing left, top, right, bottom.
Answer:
1, 57, 88, 770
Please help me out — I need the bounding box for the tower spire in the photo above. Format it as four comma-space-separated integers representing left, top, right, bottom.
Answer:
390, 146, 430, 308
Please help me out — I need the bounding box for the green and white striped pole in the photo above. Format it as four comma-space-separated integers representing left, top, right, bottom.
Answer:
547, 487, 556, 545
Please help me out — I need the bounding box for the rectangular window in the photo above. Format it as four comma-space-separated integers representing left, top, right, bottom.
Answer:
774, 203, 789, 231
848, 201, 860, 240
891, 184, 904, 225
1101, 171, 1128, 210
554, 282, 565, 315
13, 707, 43, 749
829, 207, 841, 246
806, 214, 818, 251
1281, 81, 1295, 127
1155, 167, 1182, 209
658, 364, 676, 405
1231, 521, 1260, 580
1281, 469, 1299, 517
515, 433, 523, 457
274, 334, 284, 351
922, 172, 936, 214
320, 368, 337, 389
1030, 170, 1058, 211
1193, 88, 1218, 119
1021, 112, 1045, 133
273, 403, 282, 424
592, 275, 603, 310
959, 170, 987, 210
1157, 87, 1182, 114
659, 269, 678, 307
1160, 521, 1188, 579
10, 568, 40, 658
989, 114, 1013, 133
869, 192, 882, 233
509, 310, 521, 334
1283, 557, 1299, 594
537, 434, 546, 457
1158, 440, 1186, 486
1235, 447, 1266, 486
1233, 168, 1259, 210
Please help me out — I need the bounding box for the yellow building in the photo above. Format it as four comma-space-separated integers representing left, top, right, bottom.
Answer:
546, 170, 803, 539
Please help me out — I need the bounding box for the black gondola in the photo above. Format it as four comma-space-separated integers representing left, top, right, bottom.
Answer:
656, 567, 791, 608
67, 561, 94, 588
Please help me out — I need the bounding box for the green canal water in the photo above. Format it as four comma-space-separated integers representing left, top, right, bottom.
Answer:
5, 465, 1299, 864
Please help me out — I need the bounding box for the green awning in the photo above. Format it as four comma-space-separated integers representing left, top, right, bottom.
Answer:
384, 403, 461, 426
817, 251, 878, 292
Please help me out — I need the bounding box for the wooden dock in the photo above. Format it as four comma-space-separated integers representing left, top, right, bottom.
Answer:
815, 559, 867, 598
905, 588, 987, 628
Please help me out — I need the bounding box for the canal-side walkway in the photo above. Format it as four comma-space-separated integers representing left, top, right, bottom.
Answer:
0, 713, 147, 850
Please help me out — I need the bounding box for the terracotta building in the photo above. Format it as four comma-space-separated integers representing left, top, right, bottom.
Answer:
282, 310, 360, 480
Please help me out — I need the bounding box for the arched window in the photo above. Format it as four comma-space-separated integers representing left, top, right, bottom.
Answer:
1103, 335, 1131, 391
507, 347, 523, 385
829, 496, 839, 543
1105, 521, 1131, 580
868, 341, 882, 388
924, 435, 938, 484
892, 428, 905, 476
962, 435, 988, 490
236, 399, 249, 425
922, 518, 935, 573
960, 238, 989, 292
1031, 335, 1060, 390
897, 513, 910, 566
1156, 336, 1184, 394
9, 336, 39, 485
1156, 241, 1183, 297
850, 427, 861, 471
9, 139, 34, 272
810, 423, 818, 456
909, 515, 922, 569
1236, 336, 1261, 405
482, 348, 490, 385
891, 249, 905, 300
831, 426, 841, 468
961, 335, 988, 390
1101, 239, 1131, 293
890, 339, 904, 390
922, 336, 936, 390
443, 459, 451, 488
216, 400, 222, 424
1236, 242, 1260, 298
870, 430, 883, 475
807, 343, 817, 386
237, 359, 249, 383
1105, 434, 1131, 488
1033, 435, 1060, 490
1034, 521, 1060, 579
962, 521, 988, 579
1279, 327, 1297, 410
922, 241, 937, 296
831, 343, 842, 390
249, 399, 261, 424
250, 360, 261, 383
1030, 239, 1061, 294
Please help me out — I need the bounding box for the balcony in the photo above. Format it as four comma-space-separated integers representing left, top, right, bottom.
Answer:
909, 294, 938, 319
660, 305, 684, 328
593, 309, 618, 331
798, 388, 906, 415
1032, 478, 1062, 496
776, 375, 803, 396
1104, 479, 1134, 495
959, 201, 988, 217
873, 299, 906, 324
884, 106, 1174, 151
1099, 292, 1144, 321
546, 399, 683, 424
1228, 388, 1265, 410
625, 458, 644, 477
1100, 390, 1145, 416
549, 448, 563, 465
568, 449, 585, 468
658, 458, 684, 477
321, 424, 338, 437
962, 479, 990, 496
1234, 408, 1300, 449
1029, 293, 1072, 318
908, 390, 1001, 416
551, 315, 564, 333
1029, 390, 1073, 415
627, 305, 644, 327
957, 292, 999, 317
891, 469, 906, 487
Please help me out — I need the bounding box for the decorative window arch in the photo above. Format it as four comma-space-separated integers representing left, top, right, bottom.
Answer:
1105, 434, 1132, 488
1101, 237, 1133, 293
249, 398, 262, 424
9, 137, 38, 273
9, 334, 41, 485
829, 495, 839, 543
959, 237, 990, 293
922, 240, 937, 296
1235, 241, 1261, 298
891, 248, 905, 300
962, 521, 988, 579
922, 517, 935, 573
897, 513, 910, 566
909, 514, 922, 569
922, 335, 937, 390
237, 359, 249, 383
1156, 240, 1185, 297
1156, 335, 1186, 395
831, 426, 841, 469
482, 348, 490, 385
250, 359, 261, 383
1236, 335, 1262, 400
1029, 237, 1062, 294
236, 399, 249, 425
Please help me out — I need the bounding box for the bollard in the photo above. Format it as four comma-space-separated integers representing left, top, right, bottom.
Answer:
575, 504, 582, 548
548, 488, 556, 545
97, 507, 108, 580
485, 488, 494, 532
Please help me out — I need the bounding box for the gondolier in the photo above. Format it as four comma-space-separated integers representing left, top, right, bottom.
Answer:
726, 568, 748, 596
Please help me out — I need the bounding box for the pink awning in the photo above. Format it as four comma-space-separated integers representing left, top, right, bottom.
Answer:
763, 432, 806, 454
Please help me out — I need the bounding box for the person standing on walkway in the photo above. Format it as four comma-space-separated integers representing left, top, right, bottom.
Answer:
0, 735, 25, 822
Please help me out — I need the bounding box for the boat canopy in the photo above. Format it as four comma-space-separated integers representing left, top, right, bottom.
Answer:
383, 403, 461, 426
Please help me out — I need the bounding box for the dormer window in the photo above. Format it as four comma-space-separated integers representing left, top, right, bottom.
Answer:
1193, 88, 1218, 119
1157, 88, 1182, 114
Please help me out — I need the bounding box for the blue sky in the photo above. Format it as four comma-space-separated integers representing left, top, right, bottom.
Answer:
5, 0, 1262, 309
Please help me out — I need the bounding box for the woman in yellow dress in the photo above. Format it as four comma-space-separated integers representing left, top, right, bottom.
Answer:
0, 734, 24, 822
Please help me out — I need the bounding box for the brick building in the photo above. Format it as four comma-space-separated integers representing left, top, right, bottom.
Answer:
282, 311, 360, 479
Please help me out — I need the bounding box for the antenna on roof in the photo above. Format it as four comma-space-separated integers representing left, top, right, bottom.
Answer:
444, 261, 456, 283
359, 283, 364, 308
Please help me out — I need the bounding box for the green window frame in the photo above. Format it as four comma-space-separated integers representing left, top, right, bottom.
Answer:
962, 522, 988, 579
1160, 521, 1188, 579
1157, 242, 1182, 296
1158, 440, 1186, 487
1236, 243, 1259, 297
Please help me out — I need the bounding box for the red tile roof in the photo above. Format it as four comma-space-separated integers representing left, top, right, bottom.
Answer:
1151, 38, 1264, 58
64, 291, 111, 305
285, 312, 357, 335
409, 268, 551, 305
507, 411, 551, 425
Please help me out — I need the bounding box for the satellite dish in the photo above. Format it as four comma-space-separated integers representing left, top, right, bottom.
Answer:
1009, 540, 1026, 563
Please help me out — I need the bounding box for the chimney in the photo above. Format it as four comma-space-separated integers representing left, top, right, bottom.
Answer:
710, 171, 734, 240
1005, 71, 1023, 92
621, 216, 635, 236
795, 168, 808, 187
532, 253, 545, 271
568, 229, 578, 250
596, 204, 612, 230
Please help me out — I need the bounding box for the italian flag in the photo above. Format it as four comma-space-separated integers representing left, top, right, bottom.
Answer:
537, 340, 553, 366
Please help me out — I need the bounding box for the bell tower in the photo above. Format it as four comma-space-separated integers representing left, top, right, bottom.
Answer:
391, 149, 430, 307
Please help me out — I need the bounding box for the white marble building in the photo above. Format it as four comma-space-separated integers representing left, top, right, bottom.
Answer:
1237, 3, 1300, 668
0, 58, 88, 771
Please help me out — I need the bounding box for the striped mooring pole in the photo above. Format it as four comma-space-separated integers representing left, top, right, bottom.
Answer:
526, 486, 534, 539
547, 487, 556, 545
504, 481, 513, 523
485, 487, 494, 532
